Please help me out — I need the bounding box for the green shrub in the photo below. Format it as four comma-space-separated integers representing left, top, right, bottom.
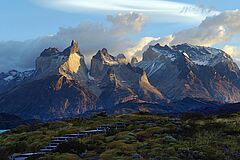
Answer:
55, 140, 87, 155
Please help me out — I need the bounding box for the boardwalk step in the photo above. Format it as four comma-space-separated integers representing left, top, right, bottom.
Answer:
50, 140, 66, 144
40, 148, 53, 153
45, 146, 57, 149
48, 143, 59, 146
64, 133, 87, 138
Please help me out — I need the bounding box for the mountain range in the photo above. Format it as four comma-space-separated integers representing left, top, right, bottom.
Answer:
0, 40, 240, 120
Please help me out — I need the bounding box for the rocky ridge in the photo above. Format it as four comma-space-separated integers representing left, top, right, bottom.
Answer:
137, 43, 240, 102
0, 41, 240, 120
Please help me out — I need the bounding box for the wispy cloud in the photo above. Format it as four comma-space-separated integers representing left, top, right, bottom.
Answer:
33, 0, 219, 23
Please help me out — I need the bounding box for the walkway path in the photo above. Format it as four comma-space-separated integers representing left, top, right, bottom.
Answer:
10, 121, 130, 160
9, 119, 179, 160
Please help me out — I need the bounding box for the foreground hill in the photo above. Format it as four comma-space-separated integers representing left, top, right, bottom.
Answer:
1, 112, 240, 159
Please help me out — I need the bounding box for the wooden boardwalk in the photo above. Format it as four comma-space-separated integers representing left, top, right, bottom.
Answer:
10, 122, 130, 160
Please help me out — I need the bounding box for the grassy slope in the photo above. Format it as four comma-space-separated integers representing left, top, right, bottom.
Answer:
0, 113, 240, 160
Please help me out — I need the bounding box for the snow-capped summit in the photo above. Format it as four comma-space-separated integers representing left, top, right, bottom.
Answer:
173, 43, 233, 66
0, 69, 34, 82
143, 43, 234, 67
137, 43, 240, 103
0, 69, 35, 94
1, 41, 240, 120
143, 44, 177, 62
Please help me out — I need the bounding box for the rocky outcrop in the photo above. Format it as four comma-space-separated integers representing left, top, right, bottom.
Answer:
0, 75, 98, 120
94, 52, 165, 107
116, 54, 128, 64
40, 48, 60, 57
137, 43, 240, 103
90, 48, 118, 80
1, 41, 240, 120
0, 41, 97, 120
35, 40, 89, 82
131, 57, 139, 65
0, 69, 34, 94
60, 40, 89, 82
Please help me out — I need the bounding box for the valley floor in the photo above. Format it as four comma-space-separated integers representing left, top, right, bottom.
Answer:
1, 112, 240, 160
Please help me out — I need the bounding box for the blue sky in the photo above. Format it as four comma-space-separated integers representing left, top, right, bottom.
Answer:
1, 0, 240, 71
1, 0, 239, 41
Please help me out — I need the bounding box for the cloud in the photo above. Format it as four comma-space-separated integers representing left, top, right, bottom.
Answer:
223, 45, 240, 65
170, 10, 240, 46
180, 4, 216, 16
125, 37, 160, 59
0, 13, 143, 72
124, 35, 174, 59
33, 0, 219, 23
130, 10, 240, 60
107, 12, 145, 35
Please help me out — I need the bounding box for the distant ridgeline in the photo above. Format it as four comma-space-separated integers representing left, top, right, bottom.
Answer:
0, 40, 240, 120
0, 113, 28, 129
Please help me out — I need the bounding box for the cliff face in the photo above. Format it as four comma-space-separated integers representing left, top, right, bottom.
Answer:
0, 69, 34, 94
0, 41, 240, 120
90, 49, 165, 107
90, 48, 118, 80
35, 40, 89, 82
131, 57, 139, 65
137, 43, 240, 103
0, 75, 98, 120
0, 41, 98, 120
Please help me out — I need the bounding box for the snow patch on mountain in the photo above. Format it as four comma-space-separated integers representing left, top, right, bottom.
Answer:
88, 72, 95, 81
1, 70, 35, 82
183, 52, 189, 58
151, 46, 176, 61
3, 76, 14, 81
144, 43, 235, 67
173, 43, 233, 66
137, 61, 165, 77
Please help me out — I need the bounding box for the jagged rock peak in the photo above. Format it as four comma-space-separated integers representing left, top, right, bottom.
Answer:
71, 40, 78, 46
96, 48, 108, 57
35, 40, 88, 81
143, 43, 236, 67
116, 53, 126, 59
138, 43, 240, 103
70, 40, 79, 54
95, 48, 115, 62
131, 56, 139, 65
116, 54, 128, 64
62, 40, 80, 56
153, 44, 172, 50
101, 48, 108, 55
90, 48, 115, 79
40, 47, 60, 57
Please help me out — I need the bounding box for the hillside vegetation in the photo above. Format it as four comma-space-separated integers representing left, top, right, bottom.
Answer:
0, 112, 240, 160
